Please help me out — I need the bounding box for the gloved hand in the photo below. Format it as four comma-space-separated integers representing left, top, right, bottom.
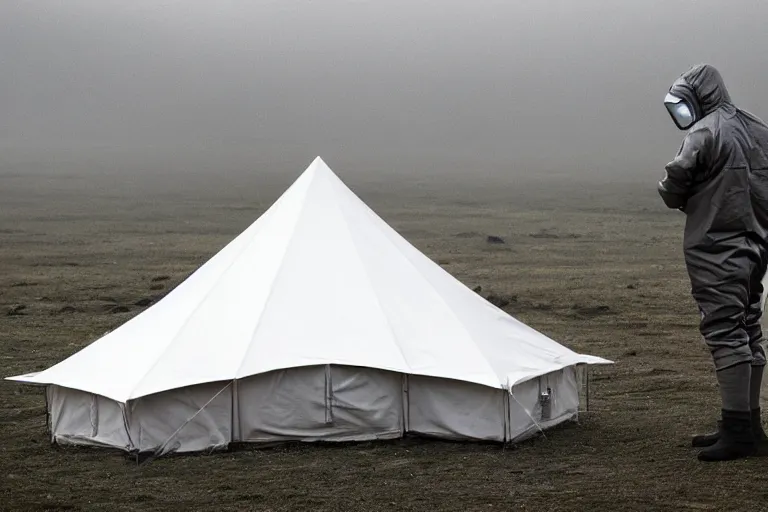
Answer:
658, 180, 688, 210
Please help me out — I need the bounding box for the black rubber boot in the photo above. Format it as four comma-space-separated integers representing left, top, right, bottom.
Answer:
752, 408, 768, 456
692, 408, 768, 451
697, 410, 755, 462
692, 421, 721, 448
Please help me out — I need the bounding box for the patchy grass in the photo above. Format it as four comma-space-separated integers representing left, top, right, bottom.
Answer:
1, 169, 762, 511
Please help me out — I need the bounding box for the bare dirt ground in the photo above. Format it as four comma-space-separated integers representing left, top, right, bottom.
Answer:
1, 166, 767, 511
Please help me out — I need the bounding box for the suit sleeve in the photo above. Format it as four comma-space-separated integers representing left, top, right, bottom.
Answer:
658, 128, 713, 210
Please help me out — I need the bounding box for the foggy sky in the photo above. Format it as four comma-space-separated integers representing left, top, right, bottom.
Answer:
1, 1, 767, 179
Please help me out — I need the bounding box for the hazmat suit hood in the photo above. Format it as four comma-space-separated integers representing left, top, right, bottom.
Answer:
665, 64, 733, 130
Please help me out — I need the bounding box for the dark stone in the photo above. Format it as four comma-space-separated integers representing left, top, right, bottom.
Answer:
486, 294, 518, 309
7, 305, 27, 316
572, 304, 613, 317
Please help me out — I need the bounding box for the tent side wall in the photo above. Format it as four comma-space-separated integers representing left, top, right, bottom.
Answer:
47, 385, 132, 450
237, 365, 404, 443
128, 380, 233, 454
44, 364, 583, 453
408, 364, 581, 443
508, 364, 582, 441
237, 364, 581, 444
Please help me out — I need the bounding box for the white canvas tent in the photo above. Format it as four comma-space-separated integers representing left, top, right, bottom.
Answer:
7, 157, 611, 456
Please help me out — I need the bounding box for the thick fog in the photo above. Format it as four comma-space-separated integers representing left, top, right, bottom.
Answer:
1, 0, 767, 179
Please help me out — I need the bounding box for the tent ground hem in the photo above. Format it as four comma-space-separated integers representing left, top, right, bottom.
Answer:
38, 364, 587, 457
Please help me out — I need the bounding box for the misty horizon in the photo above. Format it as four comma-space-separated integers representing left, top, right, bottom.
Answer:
2, 1, 767, 180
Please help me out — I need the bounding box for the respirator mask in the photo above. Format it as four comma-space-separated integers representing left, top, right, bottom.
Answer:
664, 93, 696, 130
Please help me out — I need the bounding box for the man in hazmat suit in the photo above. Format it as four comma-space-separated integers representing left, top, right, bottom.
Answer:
659, 63, 768, 461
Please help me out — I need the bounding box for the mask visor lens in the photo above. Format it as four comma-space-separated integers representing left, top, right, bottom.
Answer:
664, 94, 694, 129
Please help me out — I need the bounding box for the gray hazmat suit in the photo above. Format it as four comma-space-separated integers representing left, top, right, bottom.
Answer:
659, 64, 768, 461
659, 64, 768, 371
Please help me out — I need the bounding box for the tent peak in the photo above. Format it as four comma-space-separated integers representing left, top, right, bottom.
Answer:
309, 156, 331, 171
305, 156, 345, 181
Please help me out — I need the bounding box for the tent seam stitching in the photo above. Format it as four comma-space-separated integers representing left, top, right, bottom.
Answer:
326, 170, 412, 374
232, 167, 318, 380
345, 187, 504, 389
